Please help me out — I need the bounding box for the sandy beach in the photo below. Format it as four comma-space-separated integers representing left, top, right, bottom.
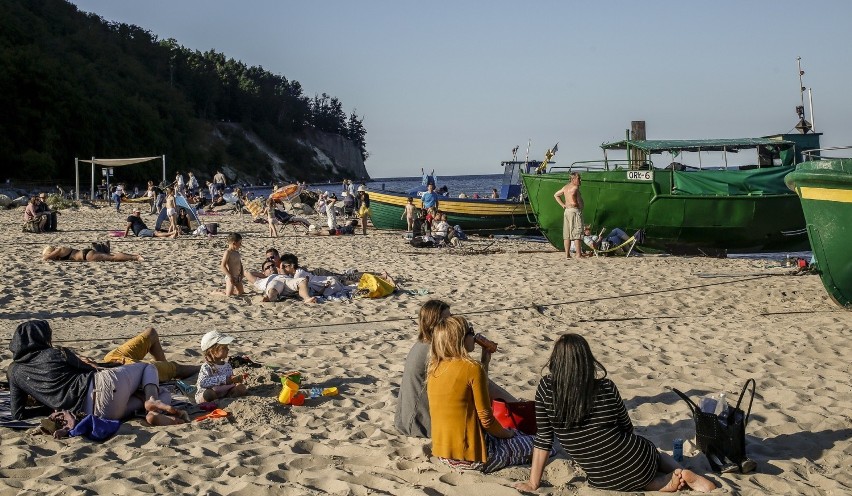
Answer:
1, 202, 850, 495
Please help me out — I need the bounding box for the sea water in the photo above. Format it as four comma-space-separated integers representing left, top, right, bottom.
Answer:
241, 174, 504, 199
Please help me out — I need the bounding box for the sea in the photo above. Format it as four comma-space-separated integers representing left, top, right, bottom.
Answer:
324, 174, 503, 197
242, 173, 504, 199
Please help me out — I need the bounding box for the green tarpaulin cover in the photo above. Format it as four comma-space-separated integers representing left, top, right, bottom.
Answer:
673, 166, 795, 196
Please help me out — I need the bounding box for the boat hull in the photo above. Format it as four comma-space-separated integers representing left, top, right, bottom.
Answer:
522, 169, 809, 252
368, 190, 537, 234
785, 159, 852, 308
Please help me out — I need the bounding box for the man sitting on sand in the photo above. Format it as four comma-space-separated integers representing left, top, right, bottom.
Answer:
124, 209, 177, 238
244, 261, 316, 304
102, 327, 200, 382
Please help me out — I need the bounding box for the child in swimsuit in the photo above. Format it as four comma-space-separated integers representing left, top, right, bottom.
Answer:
195, 331, 247, 403
402, 197, 416, 232
164, 188, 179, 237
220, 233, 244, 296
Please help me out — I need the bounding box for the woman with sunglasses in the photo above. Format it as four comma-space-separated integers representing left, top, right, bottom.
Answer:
395, 300, 514, 439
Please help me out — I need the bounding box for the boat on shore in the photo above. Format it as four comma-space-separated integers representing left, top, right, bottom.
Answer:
369, 161, 540, 235
522, 131, 821, 253
784, 147, 852, 308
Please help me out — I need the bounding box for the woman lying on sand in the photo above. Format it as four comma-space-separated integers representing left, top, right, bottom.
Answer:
42, 245, 142, 262
516, 334, 715, 493
8, 320, 188, 427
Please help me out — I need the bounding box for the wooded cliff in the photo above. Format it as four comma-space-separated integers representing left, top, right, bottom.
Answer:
0, 0, 369, 185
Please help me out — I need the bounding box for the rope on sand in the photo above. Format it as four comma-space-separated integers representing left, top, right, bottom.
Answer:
38, 274, 783, 344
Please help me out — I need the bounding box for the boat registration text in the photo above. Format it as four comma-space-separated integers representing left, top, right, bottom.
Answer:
627, 170, 654, 181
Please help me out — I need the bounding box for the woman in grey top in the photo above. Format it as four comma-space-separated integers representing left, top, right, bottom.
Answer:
394, 300, 515, 437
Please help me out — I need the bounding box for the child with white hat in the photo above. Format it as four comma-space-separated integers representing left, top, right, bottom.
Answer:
194, 331, 247, 403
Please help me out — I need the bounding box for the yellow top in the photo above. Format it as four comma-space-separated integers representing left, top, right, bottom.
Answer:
427, 359, 504, 462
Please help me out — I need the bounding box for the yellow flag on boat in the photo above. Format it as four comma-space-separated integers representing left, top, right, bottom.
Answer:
536, 142, 558, 174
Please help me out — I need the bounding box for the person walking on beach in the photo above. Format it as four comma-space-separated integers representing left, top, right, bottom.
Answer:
554, 172, 584, 259
186, 172, 199, 196
213, 170, 227, 193
402, 197, 417, 232
112, 183, 125, 212
174, 172, 186, 196
357, 186, 371, 235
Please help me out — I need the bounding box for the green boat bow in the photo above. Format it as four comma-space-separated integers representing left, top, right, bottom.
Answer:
785, 149, 852, 308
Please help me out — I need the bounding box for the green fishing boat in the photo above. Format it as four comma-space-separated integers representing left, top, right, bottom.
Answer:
785, 147, 852, 308
522, 133, 820, 253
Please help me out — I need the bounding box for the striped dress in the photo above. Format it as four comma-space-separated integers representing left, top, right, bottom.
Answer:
533, 377, 659, 491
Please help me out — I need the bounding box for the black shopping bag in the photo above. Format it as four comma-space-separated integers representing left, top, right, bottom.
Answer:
673, 379, 756, 473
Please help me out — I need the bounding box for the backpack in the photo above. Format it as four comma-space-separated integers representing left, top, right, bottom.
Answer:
410, 236, 434, 248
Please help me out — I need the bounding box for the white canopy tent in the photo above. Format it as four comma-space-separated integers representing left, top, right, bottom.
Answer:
75, 155, 165, 200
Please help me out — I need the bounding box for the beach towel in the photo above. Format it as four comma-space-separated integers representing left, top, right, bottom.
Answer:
69, 414, 121, 441
0, 390, 39, 429
355, 273, 395, 298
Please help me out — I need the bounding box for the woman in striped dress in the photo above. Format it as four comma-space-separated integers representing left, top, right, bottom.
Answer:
516, 334, 715, 492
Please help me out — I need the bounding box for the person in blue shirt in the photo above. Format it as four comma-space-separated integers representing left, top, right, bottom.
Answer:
421, 184, 439, 230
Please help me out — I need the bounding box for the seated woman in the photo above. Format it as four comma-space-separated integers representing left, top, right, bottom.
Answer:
23, 196, 49, 232
427, 315, 535, 473
176, 208, 193, 234
516, 334, 715, 493
7, 320, 187, 426
395, 300, 515, 438
42, 245, 143, 262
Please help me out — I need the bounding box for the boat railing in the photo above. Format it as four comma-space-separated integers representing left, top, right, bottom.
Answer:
550, 159, 650, 172
803, 146, 852, 161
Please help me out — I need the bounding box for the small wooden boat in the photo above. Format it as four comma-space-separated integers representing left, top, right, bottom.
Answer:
368, 161, 539, 234
785, 147, 852, 308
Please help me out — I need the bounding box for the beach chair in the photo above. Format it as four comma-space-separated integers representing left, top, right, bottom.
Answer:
591, 230, 644, 257
273, 209, 312, 233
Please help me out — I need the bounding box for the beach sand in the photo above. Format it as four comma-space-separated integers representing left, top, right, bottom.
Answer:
1, 203, 850, 495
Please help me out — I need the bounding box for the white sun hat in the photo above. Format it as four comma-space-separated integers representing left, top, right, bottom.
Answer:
200, 330, 235, 352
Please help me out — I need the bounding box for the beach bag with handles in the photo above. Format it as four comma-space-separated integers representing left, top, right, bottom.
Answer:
673, 378, 756, 472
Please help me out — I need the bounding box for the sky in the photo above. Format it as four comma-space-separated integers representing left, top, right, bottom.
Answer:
70, 0, 852, 178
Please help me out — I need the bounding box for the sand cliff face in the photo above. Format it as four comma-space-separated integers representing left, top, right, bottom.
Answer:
302, 128, 369, 180
215, 123, 368, 183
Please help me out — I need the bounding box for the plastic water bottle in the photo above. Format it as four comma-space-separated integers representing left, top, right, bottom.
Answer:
309, 387, 322, 399
673, 438, 684, 462
715, 393, 729, 425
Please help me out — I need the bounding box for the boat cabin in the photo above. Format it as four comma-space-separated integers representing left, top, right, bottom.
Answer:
594, 133, 821, 171
500, 160, 550, 199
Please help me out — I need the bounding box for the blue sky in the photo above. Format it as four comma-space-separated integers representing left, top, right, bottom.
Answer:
71, 1, 852, 178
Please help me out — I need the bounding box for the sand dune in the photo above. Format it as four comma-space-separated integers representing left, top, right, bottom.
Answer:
0, 203, 850, 494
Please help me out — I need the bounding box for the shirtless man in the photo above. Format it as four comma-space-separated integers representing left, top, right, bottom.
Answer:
553, 172, 585, 259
